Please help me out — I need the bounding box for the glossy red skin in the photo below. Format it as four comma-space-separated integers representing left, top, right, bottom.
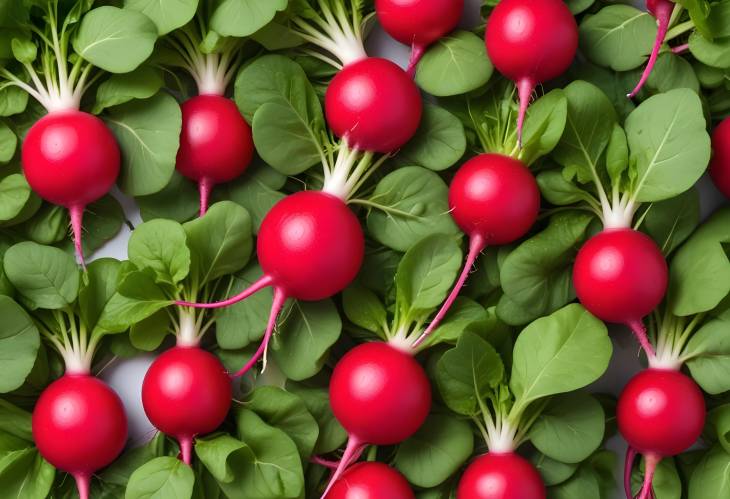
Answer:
329, 342, 431, 445
573, 229, 668, 324
457, 453, 546, 499
449, 154, 540, 244
617, 369, 705, 457
710, 117, 730, 199
32, 375, 127, 475
376, 0, 464, 47
258, 191, 364, 301
176, 95, 254, 184
325, 57, 422, 153
142, 347, 231, 441
328, 462, 415, 499
485, 0, 578, 83
22, 110, 119, 208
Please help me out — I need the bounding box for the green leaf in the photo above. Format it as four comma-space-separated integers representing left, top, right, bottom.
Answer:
225, 162, 286, 233
124, 0, 198, 35
642, 187, 700, 256
183, 201, 252, 288
579, 5, 657, 71
287, 384, 346, 454
98, 270, 173, 332
606, 124, 628, 189
529, 393, 605, 464
631, 457, 681, 499
367, 166, 460, 252
549, 464, 601, 499
78, 258, 122, 334
511, 304, 612, 406
395, 104, 466, 171
420, 297, 489, 348
342, 285, 387, 334
0, 399, 32, 442
669, 207, 730, 316
435, 331, 504, 416
684, 318, 730, 394
0, 174, 31, 222
625, 88, 711, 202
646, 53, 701, 94
0, 448, 55, 499
125, 456, 194, 499
500, 212, 594, 317
105, 92, 182, 196
93, 66, 165, 113
215, 264, 272, 349
129, 309, 170, 351
235, 55, 324, 175
210, 0, 288, 38
394, 414, 473, 488
689, 32, 730, 69
245, 386, 319, 460
271, 299, 342, 381
10, 37, 35, 63
137, 172, 199, 224
531, 453, 579, 486
537, 171, 596, 206
0, 121, 16, 162
3, 241, 79, 309
129, 219, 191, 286
709, 404, 730, 454
688, 445, 730, 499
415, 31, 493, 97
0, 86, 28, 116
521, 89, 568, 166
395, 234, 463, 319
0, 296, 39, 393
73, 6, 158, 73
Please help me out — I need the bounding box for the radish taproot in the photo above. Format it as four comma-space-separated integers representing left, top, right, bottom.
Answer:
413, 153, 540, 347
485, 0, 578, 144
710, 117, 730, 198
628, 0, 675, 99
457, 453, 546, 499
375, 0, 464, 76
327, 462, 415, 499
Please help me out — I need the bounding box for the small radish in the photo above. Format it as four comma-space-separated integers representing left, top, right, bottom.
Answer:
709, 117, 730, 199
176, 95, 254, 216
618, 369, 705, 499
142, 346, 231, 465
573, 229, 668, 357
413, 153, 540, 347
321, 342, 431, 498
327, 462, 415, 499
33, 375, 127, 499
485, 0, 578, 144
375, 0, 464, 76
23, 111, 120, 266
161, 20, 255, 216
628, 0, 675, 99
292, 0, 423, 152
457, 452, 546, 499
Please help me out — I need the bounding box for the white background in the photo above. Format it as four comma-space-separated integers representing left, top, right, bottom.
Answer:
95, 0, 728, 495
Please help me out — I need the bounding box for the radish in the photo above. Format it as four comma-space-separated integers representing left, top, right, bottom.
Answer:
457, 453, 546, 499
291, 0, 422, 152
320, 342, 431, 498
413, 153, 540, 347
485, 0, 578, 144
141, 346, 231, 465
710, 117, 730, 199
573, 229, 668, 357
375, 0, 464, 76
326, 462, 415, 498
162, 21, 255, 215
628, 0, 675, 99
33, 375, 127, 499
618, 369, 705, 499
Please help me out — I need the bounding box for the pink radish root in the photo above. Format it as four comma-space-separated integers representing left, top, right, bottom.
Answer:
626, 319, 656, 359
516, 78, 536, 147
624, 448, 660, 499
319, 437, 366, 498
179, 436, 193, 465
73, 473, 90, 499
628, 0, 674, 98
198, 177, 213, 217
406, 43, 428, 77
69, 205, 86, 270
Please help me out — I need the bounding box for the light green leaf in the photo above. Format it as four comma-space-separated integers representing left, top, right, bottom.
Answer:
93, 66, 165, 113
0, 296, 39, 393
129, 219, 190, 286
688, 445, 730, 499
125, 456, 194, 499
395, 104, 466, 171
521, 89, 568, 165
342, 285, 387, 335
124, 0, 198, 35
684, 318, 730, 394
0, 174, 31, 222
210, 0, 288, 38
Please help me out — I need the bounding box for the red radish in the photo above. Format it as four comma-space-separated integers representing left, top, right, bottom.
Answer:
177, 190, 365, 376
325, 57, 422, 153
142, 347, 231, 464
618, 369, 705, 499
628, 0, 675, 99
485, 0, 578, 144
327, 462, 415, 499
22, 110, 120, 266
413, 153, 540, 347
176, 95, 254, 216
573, 229, 668, 357
457, 452, 546, 499
710, 117, 730, 199
375, 0, 464, 76
320, 342, 431, 498
33, 375, 128, 499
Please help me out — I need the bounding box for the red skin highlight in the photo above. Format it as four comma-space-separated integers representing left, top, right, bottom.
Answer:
457, 453, 546, 499
485, 0, 578, 143
325, 57, 422, 153
32, 375, 128, 499
710, 117, 730, 199
176, 95, 254, 216
22, 110, 120, 265
327, 462, 415, 499
142, 347, 232, 464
